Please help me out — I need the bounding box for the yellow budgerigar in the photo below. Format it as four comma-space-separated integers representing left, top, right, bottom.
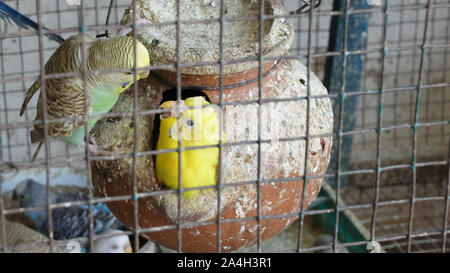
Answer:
156, 96, 224, 198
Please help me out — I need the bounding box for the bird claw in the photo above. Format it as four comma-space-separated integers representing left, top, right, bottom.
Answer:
117, 18, 149, 36
81, 136, 117, 157
86, 134, 98, 145
87, 144, 117, 157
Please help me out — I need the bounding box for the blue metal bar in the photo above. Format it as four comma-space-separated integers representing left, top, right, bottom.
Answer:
324, 0, 372, 188
0, 0, 64, 43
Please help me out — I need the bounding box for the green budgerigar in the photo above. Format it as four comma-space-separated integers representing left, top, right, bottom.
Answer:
20, 34, 150, 161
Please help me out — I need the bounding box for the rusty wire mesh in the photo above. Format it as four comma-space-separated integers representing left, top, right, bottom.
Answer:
0, 0, 449, 253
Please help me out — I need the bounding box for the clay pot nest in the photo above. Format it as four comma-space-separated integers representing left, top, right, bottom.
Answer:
119, 0, 294, 76
91, 0, 333, 252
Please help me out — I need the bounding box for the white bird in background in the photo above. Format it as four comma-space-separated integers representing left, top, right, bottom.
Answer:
91, 229, 133, 253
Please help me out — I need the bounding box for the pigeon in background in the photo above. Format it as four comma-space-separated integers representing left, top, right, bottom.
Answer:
314, 234, 349, 253
12, 179, 123, 241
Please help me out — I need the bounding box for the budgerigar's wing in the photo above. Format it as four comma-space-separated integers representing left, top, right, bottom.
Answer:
56, 192, 123, 230
55, 191, 87, 203
80, 203, 120, 234
0, 1, 64, 44
92, 203, 123, 231
50, 207, 89, 240
25, 34, 95, 143
48, 205, 118, 240
19, 79, 41, 117
30, 78, 90, 143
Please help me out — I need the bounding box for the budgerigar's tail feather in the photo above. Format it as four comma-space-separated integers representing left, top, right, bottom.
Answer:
31, 141, 43, 163
20, 79, 41, 116
0, 1, 64, 44
30, 128, 43, 143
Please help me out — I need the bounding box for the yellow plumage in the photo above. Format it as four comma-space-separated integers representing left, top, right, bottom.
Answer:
156, 96, 224, 198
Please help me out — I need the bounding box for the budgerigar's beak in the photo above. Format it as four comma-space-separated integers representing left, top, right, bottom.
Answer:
139, 69, 150, 79
159, 100, 187, 120
159, 101, 177, 120
124, 244, 133, 253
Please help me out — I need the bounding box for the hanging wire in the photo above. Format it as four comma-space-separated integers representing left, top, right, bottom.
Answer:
289, 0, 321, 15
96, 0, 114, 38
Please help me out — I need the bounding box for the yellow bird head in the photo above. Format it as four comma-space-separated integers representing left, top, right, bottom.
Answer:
158, 96, 222, 147
88, 36, 150, 93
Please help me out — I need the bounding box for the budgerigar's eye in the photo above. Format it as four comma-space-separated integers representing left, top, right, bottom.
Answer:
185, 119, 194, 127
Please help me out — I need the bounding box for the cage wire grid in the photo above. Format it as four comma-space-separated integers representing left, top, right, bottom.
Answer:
0, 0, 448, 253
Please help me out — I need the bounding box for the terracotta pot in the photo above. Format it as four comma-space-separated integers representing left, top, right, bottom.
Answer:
91, 0, 333, 252
91, 59, 333, 252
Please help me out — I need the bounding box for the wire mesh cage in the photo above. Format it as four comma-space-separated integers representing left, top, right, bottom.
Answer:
0, 0, 449, 253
